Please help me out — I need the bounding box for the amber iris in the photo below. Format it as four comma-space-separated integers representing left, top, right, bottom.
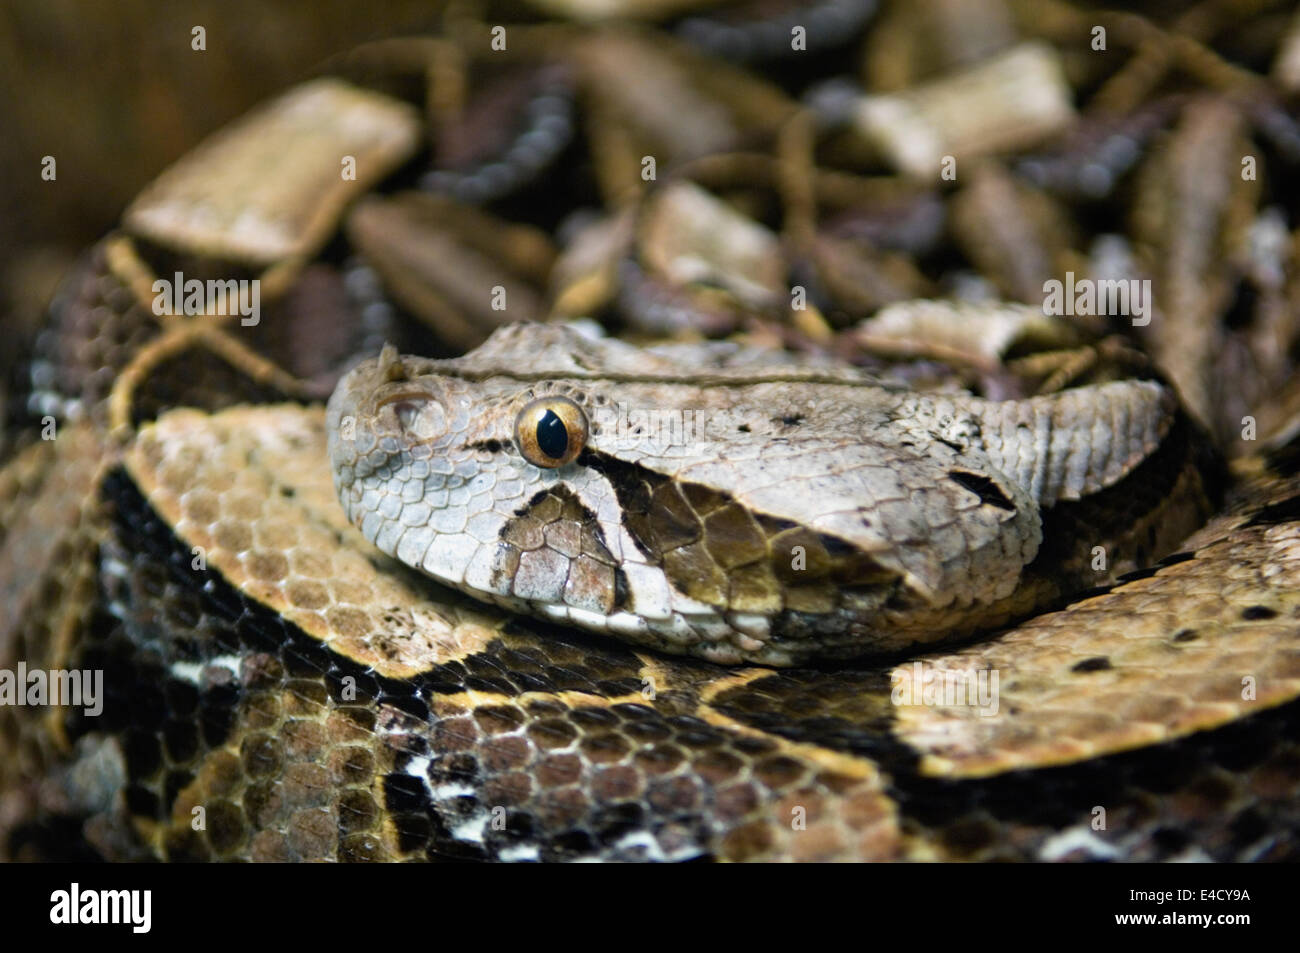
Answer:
515, 396, 588, 467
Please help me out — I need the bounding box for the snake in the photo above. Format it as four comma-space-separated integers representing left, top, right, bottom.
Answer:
3, 16, 1300, 863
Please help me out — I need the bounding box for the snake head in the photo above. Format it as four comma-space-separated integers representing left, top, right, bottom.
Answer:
325, 324, 1190, 666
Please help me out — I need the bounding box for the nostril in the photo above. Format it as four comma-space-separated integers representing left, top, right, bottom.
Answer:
392, 399, 446, 440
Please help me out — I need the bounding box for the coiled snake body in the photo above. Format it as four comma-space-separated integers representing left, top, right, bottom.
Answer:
3, 15, 1300, 862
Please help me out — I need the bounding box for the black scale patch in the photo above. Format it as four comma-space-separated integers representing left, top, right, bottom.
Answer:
708, 669, 1300, 860
577, 448, 893, 616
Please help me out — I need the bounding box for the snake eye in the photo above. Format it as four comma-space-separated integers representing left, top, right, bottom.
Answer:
515, 396, 588, 468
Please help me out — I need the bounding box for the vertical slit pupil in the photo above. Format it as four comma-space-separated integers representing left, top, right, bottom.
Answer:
536, 409, 568, 459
